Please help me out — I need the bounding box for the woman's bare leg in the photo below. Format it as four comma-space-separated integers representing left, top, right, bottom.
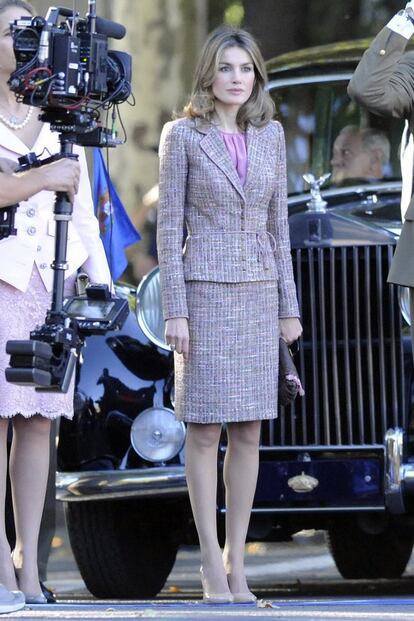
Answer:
0, 419, 17, 591
185, 422, 232, 598
10, 415, 51, 596
223, 420, 261, 596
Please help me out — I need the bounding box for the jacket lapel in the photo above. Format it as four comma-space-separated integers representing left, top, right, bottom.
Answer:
0, 122, 50, 157
197, 119, 245, 200
244, 123, 264, 195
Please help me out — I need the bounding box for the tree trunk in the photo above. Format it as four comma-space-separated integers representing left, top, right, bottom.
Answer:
107, 0, 207, 277
17, 1, 208, 280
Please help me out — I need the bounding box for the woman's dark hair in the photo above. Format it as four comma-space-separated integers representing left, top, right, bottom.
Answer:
0, 0, 35, 16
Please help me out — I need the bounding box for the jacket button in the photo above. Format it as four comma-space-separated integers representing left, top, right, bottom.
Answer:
39, 263, 48, 269
27, 226, 36, 236
26, 208, 36, 217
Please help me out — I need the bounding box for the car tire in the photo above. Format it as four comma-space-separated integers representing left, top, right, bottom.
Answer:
65, 498, 180, 598
326, 518, 414, 579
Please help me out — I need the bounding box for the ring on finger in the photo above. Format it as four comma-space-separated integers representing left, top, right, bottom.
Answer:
169, 343, 176, 351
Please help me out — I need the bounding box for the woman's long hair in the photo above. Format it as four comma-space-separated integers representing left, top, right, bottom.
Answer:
183, 26, 274, 129
0, 0, 35, 15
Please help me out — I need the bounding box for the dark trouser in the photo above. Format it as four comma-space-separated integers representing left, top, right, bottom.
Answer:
411, 288, 414, 362
6, 420, 57, 582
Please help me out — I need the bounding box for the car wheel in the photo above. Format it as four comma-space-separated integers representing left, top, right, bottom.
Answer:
326, 518, 414, 579
65, 498, 180, 598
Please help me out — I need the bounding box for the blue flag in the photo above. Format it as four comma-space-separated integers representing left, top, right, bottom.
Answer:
93, 148, 141, 280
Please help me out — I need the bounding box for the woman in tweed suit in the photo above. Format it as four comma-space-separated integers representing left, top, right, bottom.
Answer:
157, 26, 302, 604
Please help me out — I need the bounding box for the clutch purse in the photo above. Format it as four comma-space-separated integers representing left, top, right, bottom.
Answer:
278, 337, 304, 407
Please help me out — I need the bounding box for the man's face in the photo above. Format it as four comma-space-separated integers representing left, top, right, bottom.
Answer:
331, 130, 374, 184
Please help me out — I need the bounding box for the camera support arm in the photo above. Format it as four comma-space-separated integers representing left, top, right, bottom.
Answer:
5, 134, 82, 393
49, 136, 77, 315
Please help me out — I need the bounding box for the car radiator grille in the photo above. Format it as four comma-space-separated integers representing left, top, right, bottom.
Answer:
261, 244, 407, 448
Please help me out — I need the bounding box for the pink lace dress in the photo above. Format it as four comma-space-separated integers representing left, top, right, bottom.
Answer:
0, 267, 76, 419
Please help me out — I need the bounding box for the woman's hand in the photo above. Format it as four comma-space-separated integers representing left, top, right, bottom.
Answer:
38, 158, 81, 201
0, 158, 81, 208
165, 317, 190, 361
280, 317, 302, 345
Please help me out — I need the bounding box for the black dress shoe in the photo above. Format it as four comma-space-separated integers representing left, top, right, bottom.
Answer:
40, 582, 56, 604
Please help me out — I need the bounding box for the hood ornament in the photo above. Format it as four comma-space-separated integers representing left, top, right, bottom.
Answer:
303, 173, 331, 213
287, 471, 319, 493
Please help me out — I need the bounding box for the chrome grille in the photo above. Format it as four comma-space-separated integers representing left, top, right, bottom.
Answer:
262, 244, 407, 447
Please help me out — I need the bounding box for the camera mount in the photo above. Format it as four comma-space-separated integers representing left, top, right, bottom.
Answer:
4, 1, 130, 392
0, 204, 17, 240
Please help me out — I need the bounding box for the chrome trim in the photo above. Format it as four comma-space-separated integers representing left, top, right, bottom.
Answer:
136, 266, 169, 351
220, 506, 385, 514
56, 466, 187, 502
385, 427, 408, 514
288, 181, 402, 207
380, 428, 414, 515
399, 286, 412, 326
268, 73, 354, 89
257, 444, 385, 452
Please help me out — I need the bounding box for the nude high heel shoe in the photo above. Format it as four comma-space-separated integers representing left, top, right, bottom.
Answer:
12, 561, 47, 605
231, 591, 257, 604
200, 567, 234, 604
227, 573, 257, 604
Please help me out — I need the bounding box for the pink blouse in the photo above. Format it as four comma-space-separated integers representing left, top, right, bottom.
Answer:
220, 131, 247, 187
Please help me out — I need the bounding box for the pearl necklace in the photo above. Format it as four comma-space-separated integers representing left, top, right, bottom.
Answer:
0, 106, 33, 130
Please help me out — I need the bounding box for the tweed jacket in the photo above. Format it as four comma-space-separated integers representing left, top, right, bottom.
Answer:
348, 24, 414, 286
0, 123, 111, 293
157, 116, 299, 320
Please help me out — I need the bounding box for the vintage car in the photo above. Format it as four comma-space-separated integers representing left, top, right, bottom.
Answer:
56, 40, 414, 598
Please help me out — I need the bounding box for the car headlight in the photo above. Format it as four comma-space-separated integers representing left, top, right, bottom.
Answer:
399, 287, 411, 326
130, 407, 186, 463
136, 267, 168, 350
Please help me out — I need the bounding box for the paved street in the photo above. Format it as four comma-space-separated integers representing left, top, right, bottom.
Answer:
3, 599, 414, 620
1, 504, 414, 619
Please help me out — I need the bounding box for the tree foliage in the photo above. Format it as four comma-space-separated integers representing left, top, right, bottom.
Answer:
209, 0, 407, 59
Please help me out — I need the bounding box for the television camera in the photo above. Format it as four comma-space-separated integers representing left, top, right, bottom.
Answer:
4, 1, 132, 393
8, 0, 131, 144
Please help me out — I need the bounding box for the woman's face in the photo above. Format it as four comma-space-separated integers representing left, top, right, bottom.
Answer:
0, 7, 31, 77
212, 45, 255, 109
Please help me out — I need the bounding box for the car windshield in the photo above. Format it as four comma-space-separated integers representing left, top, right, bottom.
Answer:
269, 78, 405, 196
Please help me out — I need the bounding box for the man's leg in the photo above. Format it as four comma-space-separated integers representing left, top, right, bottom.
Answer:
410, 288, 414, 361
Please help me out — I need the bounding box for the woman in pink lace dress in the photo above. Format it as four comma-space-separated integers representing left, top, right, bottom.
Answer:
0, 0, 111, 605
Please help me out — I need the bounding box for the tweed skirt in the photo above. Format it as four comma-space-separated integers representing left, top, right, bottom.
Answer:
174, 279, 279, 424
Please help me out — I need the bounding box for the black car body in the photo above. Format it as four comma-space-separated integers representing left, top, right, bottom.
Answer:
57, 40, 414, 598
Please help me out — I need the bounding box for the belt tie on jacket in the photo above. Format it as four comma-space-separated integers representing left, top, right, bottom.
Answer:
187, 230, 276, 270
254, 231, 276, 270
